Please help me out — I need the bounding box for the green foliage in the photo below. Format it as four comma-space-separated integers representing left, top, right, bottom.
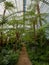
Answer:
0, 17, 8, 25
0, 43, 20, 65
0, 50, 19, 65
26, 42, 49, 65
26, 25, 49, 65
4, 1, 14, 10
36, 28, 46, 44
0, 0, 49, 65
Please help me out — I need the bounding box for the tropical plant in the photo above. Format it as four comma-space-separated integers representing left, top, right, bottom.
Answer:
24, 0, 48, 43
0, 1, 14, 46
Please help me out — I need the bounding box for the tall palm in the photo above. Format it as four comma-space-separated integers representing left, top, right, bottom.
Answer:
31, 0, 49, 26
25, 0, 47, 43
36, 0, 42, 26
0, 1, 14, 45
3, 1, 14, 19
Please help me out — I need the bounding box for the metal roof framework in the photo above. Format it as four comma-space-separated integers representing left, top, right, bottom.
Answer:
0, 0, 49, 17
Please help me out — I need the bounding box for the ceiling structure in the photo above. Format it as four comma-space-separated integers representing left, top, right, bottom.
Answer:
0, 0, 49, 34
0, 0, 49, 16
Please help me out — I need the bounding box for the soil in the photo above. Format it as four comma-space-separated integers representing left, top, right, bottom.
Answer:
16, 44, 32, 65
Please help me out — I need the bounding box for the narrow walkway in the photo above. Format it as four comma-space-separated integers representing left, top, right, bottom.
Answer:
16, 44, 32, 65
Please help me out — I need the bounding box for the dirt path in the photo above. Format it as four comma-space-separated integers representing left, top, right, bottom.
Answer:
16, 44, 32, 65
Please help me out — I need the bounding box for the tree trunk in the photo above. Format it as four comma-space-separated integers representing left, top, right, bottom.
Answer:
0, 9, 6, 46
33, 22, 36, 43
36, 1, 42, 26
0, 31, 3, 46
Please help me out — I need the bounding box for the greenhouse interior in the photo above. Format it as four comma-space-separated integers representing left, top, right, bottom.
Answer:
0, 0, 49, 65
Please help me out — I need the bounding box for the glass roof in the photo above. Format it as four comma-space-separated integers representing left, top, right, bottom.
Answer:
0, 0, 49, 17
0, 0, 49, 33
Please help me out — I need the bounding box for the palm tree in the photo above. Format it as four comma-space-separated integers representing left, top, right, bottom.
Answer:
31, 0, 49, 26
36, 0, 42, 26
25, 0, 47, 43
0, 1, 14, 45
3, 1, 14, 19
